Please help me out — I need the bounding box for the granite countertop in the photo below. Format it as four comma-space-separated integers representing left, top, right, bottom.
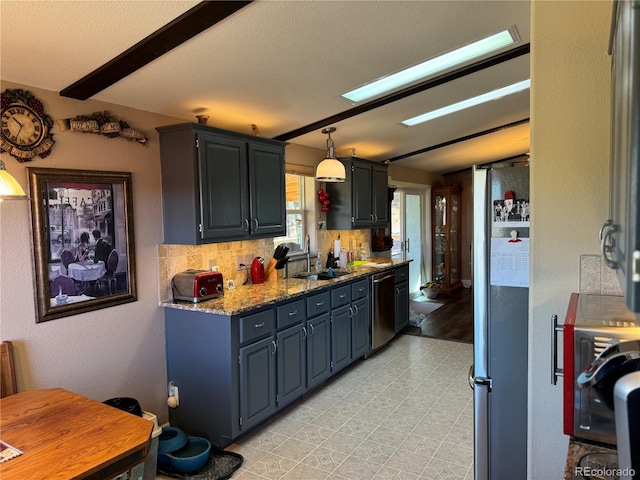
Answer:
564, 437, 617, 480
160, 258, 410, 316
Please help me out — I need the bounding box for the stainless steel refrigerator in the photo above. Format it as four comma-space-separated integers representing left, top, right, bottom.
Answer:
471, 164, 529, 479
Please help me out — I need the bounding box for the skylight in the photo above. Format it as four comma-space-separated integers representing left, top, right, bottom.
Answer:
400, 79, 531, 126
341, 27, 520, 103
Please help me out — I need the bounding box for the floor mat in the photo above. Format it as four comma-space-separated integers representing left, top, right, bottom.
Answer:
157, 445, 244, 480
410, 300, 444, 316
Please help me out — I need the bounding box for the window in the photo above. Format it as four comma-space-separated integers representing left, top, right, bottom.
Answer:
274, 174, 306, 252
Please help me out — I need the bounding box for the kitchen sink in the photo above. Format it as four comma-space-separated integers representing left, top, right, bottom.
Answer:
292, 270, 353, 280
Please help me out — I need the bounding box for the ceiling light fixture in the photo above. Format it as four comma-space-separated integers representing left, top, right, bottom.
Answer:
401, 79, 531, 127
0, 159, 27, 201
341, 27, 520, 103
315, 127, 346, 183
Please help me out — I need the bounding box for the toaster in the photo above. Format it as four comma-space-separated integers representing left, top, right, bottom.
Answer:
172, 270, 224, 303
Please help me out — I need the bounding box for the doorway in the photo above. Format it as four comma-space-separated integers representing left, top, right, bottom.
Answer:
391, 188, 430, 297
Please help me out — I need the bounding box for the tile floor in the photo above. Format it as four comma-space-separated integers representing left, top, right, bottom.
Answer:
223, 334, 475, 480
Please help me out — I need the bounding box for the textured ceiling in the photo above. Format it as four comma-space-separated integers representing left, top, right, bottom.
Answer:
1, 1, 531, 173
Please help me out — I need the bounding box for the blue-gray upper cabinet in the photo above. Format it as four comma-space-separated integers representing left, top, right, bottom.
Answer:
326, 157, 388, 230
157, 123, 286, 244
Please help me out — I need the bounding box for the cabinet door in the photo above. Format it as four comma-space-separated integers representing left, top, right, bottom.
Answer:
248, 142, 286, 237
372, 164, 389, 226
351, 161, 373, 228
395, 281, 409, 333
331, 305, 352, 373
352, 296, 370, 359
307, 313, 331, 389
199, 133, 250, 240
276, 324, 306, 408
239, 336, 276, 430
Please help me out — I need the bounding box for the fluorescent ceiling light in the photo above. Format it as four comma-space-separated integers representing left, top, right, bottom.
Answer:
401, 79, 531, 127
341, 28, 519, 103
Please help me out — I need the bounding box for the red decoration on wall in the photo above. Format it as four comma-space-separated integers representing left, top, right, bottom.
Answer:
317, 188, 331, 212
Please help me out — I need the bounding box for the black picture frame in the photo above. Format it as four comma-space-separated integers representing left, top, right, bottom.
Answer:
28, 168, 137, 322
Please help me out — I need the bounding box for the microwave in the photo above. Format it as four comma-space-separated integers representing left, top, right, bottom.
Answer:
553, 293, 640, 445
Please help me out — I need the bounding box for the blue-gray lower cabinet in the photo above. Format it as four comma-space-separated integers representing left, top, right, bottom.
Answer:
239, 336, 277, 431
276, 323, 306, 409
331, 304, 352, 373
352, 296, 370, 359
306, 313, 331, 389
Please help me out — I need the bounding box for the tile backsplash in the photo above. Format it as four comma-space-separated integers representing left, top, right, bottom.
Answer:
579, 254, 623, 295
157, 229, 372, 301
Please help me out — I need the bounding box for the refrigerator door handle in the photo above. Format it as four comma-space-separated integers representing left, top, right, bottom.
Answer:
468, 364, 492, 391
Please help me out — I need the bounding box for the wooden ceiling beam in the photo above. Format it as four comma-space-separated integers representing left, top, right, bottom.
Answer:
60, 1, 252, 100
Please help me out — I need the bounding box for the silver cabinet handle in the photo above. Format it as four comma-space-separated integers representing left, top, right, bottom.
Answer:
243, 219, 250, 232
316, 301, 324, 306
600, 220, 618, 269
302, 326, 307, 339
468, 364, 475, 390
253, 218, 259, 231
288, 310, 298, 316
309, 323, 315, 336
348, 307, 353, 318
255, 322, 265, 328
339, 294, 346, 299
352, 304, 359, 315
551, 314, 564, 385
271, 340, 277, 354
395, 287, 400, 296
358, 287, 365, 293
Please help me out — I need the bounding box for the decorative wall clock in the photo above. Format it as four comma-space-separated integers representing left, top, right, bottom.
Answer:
1, 89, 55, 162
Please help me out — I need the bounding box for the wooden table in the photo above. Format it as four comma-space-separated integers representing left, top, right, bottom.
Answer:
0, 388, 152, 480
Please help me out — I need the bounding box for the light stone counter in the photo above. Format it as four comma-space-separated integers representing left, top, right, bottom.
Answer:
160, 258, 410, 316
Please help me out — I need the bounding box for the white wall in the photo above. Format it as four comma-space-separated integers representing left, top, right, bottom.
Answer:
529, 1, 611, 477
0, 81, 182, 422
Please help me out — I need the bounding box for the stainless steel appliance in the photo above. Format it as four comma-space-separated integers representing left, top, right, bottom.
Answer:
370, 270, 395, 353
614, 371, 640, 479
471, 164, 529, 479
172, 270, 224, 303
554, 293, 640, 445
600, 0, 640, 314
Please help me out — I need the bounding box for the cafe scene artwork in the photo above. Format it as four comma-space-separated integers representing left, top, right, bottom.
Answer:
29, 168, 136, 323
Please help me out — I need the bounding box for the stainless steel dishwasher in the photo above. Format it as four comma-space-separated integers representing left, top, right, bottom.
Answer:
370, 270, 396, 353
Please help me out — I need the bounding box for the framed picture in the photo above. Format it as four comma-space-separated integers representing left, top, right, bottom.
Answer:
28, 168, 137, 323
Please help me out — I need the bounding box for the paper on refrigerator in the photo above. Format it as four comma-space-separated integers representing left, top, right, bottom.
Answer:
490, 237, 530, 287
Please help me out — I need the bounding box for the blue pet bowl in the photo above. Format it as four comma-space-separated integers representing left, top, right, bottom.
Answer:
165, 436, 212, 473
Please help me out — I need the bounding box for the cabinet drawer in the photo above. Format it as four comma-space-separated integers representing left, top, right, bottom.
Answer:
307, 291, 331, 318
331, 285, 352, 308
239, 309, 275, 344
395, 265, 409, 284
277, 299, 306, 329
351, 278, 369, 301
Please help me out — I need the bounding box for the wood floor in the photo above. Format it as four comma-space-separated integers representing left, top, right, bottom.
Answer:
403, 287, 474, 343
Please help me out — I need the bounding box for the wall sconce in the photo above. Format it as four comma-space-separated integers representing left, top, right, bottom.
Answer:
0, 159, 27, 200
315, 127, 345, 183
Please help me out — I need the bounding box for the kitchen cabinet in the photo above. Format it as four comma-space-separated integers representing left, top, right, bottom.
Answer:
330, 284, 352, 373
326, 157, 389, 230
163, 271, 405, 448
351, 278, 370, 359
305, 291, 331, 389
395, 265, 409, 333
432, 185, 462, 293
157, 123, 286, 244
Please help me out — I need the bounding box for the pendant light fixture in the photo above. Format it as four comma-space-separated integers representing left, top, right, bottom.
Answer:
315, 127, 346, 183
0, 159, 27, 200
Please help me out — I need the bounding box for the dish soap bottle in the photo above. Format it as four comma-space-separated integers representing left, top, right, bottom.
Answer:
316, 253, 323, 271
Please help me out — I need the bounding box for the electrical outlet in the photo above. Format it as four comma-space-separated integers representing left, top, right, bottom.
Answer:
237, 254, 254, 270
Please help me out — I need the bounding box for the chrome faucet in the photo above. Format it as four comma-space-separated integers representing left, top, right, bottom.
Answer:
305, 234, 311, 272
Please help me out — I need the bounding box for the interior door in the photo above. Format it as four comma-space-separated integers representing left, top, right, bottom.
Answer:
391, 189, 428, 296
